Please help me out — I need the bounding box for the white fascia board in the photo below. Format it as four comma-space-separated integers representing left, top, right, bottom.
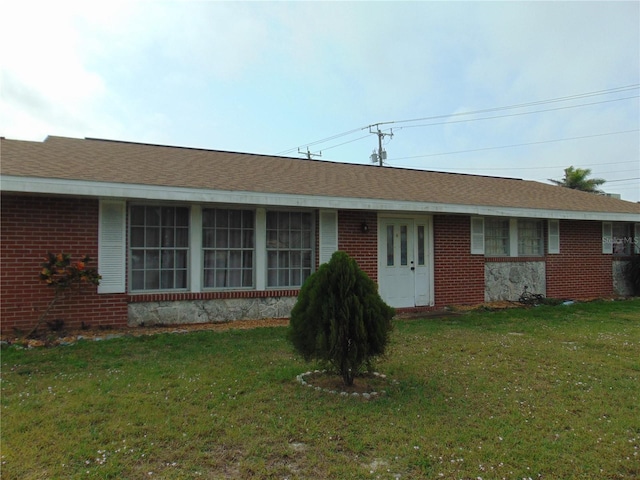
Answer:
2, 175, 639, 222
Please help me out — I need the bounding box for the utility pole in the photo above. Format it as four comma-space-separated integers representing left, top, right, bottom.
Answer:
369, 124, 393, 166
298, 147, 322, 160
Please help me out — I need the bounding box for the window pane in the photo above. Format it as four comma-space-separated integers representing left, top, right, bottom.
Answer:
417, 225, 425, 266
229, 229, 242, 247
145, 270, 159, 290
175, 208, 189, 227
146, 228, 160, 247
175, 270, 187, 288
162, 207, 175, 226
145, 251, 159, 269
176, 228, 189, 247
400, 225, 408, 266
131, 206, 145, 225
216, 211, 228, 228
132, 271, 144, 290
147, 207, 160, 226
161, 250, 174, 269
161, 270, 173, 289
131, 250, 144, 269
387, 225, 394, 266
162, 228, 174, 247
131, 227, 145, 247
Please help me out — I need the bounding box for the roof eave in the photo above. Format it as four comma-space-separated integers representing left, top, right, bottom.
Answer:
2, 175, 639, 222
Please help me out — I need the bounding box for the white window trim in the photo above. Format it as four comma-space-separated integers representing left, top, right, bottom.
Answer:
473, 216, 545, 257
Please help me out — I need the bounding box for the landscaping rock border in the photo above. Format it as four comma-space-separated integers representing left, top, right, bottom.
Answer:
296, 369, 392, 399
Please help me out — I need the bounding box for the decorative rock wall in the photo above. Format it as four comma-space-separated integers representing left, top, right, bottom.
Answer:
128, 296, 297, 327
612, 260, 633, 296
485, 261, 546, 302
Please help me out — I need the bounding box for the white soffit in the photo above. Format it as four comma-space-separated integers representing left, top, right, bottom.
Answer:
2, 175, 639, 222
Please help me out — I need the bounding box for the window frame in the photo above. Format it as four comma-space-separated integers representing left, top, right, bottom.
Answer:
129, 204, 190, 292
266, 210, 315, 288
202, 207, 255, 290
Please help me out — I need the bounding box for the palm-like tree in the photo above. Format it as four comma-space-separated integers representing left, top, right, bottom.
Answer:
549, 166, 606, 193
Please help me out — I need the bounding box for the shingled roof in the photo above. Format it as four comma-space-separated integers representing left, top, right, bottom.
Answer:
2, 136, 639, 220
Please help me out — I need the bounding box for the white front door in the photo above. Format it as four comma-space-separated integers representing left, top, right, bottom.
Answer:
378, 217, 432, 308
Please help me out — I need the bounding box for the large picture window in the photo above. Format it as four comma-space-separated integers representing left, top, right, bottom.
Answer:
130, 206, 189, 291
203, 209, 254, 288
266, 211, 313, 287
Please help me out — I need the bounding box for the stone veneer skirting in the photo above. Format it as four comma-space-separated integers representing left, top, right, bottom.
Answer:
128, 296, 297, 327
485, 261, 546, 302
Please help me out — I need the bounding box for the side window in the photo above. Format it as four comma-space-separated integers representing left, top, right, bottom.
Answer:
518, 219, 543, 256
485, 218, 510, 256
130, 205, 189, 291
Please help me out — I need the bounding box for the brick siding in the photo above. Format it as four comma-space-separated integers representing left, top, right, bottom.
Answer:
546, 220, 615, 299
433, 215, 485, 306
1, 195, 128, 334
1, 195, 623, 334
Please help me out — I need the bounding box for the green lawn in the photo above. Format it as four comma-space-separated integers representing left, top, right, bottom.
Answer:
2, 299, 639, 479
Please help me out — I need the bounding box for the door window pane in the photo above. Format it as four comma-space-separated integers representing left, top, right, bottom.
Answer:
386, 225, 394, 266
417, 225, 425, 266
400, 225, 408, 266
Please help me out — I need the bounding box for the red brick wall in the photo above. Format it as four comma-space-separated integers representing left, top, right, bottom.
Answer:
1, 195, 128, 334
337, 210, 378, 282
546, 220, 615, 299
433, 215, 485, 306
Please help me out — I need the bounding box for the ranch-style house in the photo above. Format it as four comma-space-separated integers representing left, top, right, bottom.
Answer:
1, 136, 638, 334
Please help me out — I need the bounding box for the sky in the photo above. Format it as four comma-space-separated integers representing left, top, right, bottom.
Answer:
1, 1, 639, 202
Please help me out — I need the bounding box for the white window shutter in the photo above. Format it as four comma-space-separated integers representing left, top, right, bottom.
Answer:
602, 222, 613, 254
548, 219, 560, 254
635, 223, 640, 254
319, 210, 338, 264
470, 217, 484, 254
98, 200, 126, 293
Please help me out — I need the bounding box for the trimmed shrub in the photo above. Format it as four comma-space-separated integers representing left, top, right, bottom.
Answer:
288, 251, 394, 386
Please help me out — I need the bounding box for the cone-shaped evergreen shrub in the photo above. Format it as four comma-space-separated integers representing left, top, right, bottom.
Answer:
288, 251, 395, 386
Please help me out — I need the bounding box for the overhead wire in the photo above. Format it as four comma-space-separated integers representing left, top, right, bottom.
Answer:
389, 129, 640, 162
276, 84, 639, 156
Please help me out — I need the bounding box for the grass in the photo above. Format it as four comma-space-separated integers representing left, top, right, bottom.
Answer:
1, 299, 639, 479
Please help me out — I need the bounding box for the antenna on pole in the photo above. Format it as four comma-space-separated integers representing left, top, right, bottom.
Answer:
298, 147, 322, 160
368, 124, 393, 166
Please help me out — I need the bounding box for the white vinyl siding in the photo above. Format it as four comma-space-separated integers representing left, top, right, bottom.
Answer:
98, 200, 126, 294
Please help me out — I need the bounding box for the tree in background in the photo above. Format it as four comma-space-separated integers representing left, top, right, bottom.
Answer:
549, 166, 606, 193
288, 251, 394, 386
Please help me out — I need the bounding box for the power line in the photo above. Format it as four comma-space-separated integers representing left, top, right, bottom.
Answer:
394, 96, 639, 131
390, 129, 639, 163
275, 84, 639, 156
